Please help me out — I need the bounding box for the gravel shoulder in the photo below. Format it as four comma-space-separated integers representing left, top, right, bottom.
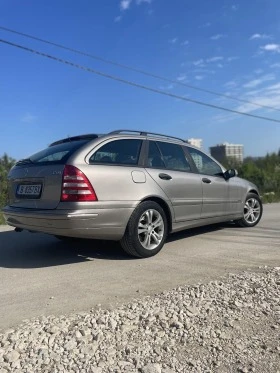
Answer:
0, 267, 279, 373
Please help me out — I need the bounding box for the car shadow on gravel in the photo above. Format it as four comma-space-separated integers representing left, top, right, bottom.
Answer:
167, 223, 226, 243
0, 230, 132, 269
0, 224, 231, 268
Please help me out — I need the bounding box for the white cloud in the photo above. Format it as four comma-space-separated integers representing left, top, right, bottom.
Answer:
206, 56, 223, 63
181, 40, 189, 46
120, 0, 151, 11
114, 15, 122, 22
250, 33, 272, 40
159, 84, 174, 90
169, 38, 177, 44
214, 81, 280, 123
176, 74, 187, 82
210, 34, 226, 40
235, 94, 280, 114
254, 68, 263, 74
21, 113, 37, 124
193, 59, 204, 67
136, 0, 152, 4
217, 63, 223, 68
270, 63, 280, 68
212, 112, 237, 124
224, 80, 238, 88
193, 68, 215, 74
120, 0, 132, 10
199, 22, 211, 28
243, 74, 275, 89
265, 82, 280, 91
227, 56, 239, 62
231, 4, 239, 11
261, 44, 280, 52
195, 75, 204, 80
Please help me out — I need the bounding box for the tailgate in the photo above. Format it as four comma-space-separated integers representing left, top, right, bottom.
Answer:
8, 164, 64, 209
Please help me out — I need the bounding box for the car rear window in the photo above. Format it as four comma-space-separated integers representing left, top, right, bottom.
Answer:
89, 139, 142, 166
18, 140, 90, 165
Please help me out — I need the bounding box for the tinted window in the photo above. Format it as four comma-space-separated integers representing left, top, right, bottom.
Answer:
148, 141, 166, 168
20, 140, 90, 165
90, 139, 142, 165
188, 148, 223, 176
148, 141, 191, 171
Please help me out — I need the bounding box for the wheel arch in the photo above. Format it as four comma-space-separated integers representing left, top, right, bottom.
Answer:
139, 196, 173, 233
248, 189, 260, 196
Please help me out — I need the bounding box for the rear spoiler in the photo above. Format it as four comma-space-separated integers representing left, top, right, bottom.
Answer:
49, 134, 100, 147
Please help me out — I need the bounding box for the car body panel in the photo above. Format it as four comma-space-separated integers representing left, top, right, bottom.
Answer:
199, 175, 230, 218
7, 164, 65, 209
3, 205, 132, 239
145, 168, 202, 222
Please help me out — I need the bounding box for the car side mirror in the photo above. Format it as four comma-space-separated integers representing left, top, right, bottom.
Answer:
224, 169, 238, 180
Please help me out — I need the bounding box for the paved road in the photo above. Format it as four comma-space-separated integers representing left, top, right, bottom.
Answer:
0, 203, 279, 331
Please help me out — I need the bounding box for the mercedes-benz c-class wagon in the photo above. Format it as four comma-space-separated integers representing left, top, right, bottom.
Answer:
3, 130, 263, 258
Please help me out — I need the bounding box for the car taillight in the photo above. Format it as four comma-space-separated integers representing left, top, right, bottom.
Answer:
61, 165, 97, 202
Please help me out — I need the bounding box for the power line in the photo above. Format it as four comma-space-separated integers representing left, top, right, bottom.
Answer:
1, 37, 280, 124
1, 25, 280, 113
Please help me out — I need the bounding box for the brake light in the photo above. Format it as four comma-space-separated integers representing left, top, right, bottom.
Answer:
61, 165, 97, 202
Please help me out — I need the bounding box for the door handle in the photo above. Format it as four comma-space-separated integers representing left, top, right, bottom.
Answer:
202, 177, 211, 184
159, 173, 172, 180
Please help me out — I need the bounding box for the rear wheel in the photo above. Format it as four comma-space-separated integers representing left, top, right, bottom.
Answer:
120, 201, 168, 258
235, 193, 263, 227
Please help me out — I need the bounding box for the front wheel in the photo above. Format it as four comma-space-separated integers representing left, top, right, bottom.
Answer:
235, 193, 263, 227
120, 201, 168, 258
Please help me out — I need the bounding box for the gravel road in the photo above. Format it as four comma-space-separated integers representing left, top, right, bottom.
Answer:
0, 203, 279, 330
0, 203, 279, 372
0, 267, 279, 373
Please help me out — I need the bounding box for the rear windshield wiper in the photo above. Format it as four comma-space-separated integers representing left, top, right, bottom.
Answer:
16, 158, 34, 165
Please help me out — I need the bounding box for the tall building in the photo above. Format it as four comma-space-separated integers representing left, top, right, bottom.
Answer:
187, 138, 203, 149
210, 143, 244, 164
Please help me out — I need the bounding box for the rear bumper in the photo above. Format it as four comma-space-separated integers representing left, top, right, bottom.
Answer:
2, 206, 134, 240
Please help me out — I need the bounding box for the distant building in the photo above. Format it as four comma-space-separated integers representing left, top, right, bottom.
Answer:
187, 138, 203, 149
210, 143, 244, 164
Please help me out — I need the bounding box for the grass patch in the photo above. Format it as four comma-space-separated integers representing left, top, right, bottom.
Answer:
0, 211, 6, 225
262, 193, 280, 204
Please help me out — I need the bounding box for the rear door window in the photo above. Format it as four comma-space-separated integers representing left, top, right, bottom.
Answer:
89, 139, 142, 166
148, 141, 191, 171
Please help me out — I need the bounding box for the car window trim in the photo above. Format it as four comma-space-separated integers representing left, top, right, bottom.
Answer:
182, 146, 199, 173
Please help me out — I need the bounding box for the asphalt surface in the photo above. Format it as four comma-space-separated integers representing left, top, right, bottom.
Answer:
0, 203, 279, 331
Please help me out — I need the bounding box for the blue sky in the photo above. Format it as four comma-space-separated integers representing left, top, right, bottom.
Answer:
1, 0, 280, 160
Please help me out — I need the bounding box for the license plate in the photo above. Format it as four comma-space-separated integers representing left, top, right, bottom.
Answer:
17, 184, 42, 197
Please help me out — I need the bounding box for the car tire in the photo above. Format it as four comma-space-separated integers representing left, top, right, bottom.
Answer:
120, 201, 168, 258
235, 193, 263, 227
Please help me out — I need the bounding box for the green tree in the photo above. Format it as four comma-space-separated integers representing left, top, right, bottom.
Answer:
0, 153, 16, 223
236, 152, 280, 203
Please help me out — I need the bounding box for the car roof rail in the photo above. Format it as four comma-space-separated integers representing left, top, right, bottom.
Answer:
49, 134, 100, 146
109, 129, 186, 143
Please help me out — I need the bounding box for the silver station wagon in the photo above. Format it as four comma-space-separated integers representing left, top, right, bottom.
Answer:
3, 130, 263, 258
